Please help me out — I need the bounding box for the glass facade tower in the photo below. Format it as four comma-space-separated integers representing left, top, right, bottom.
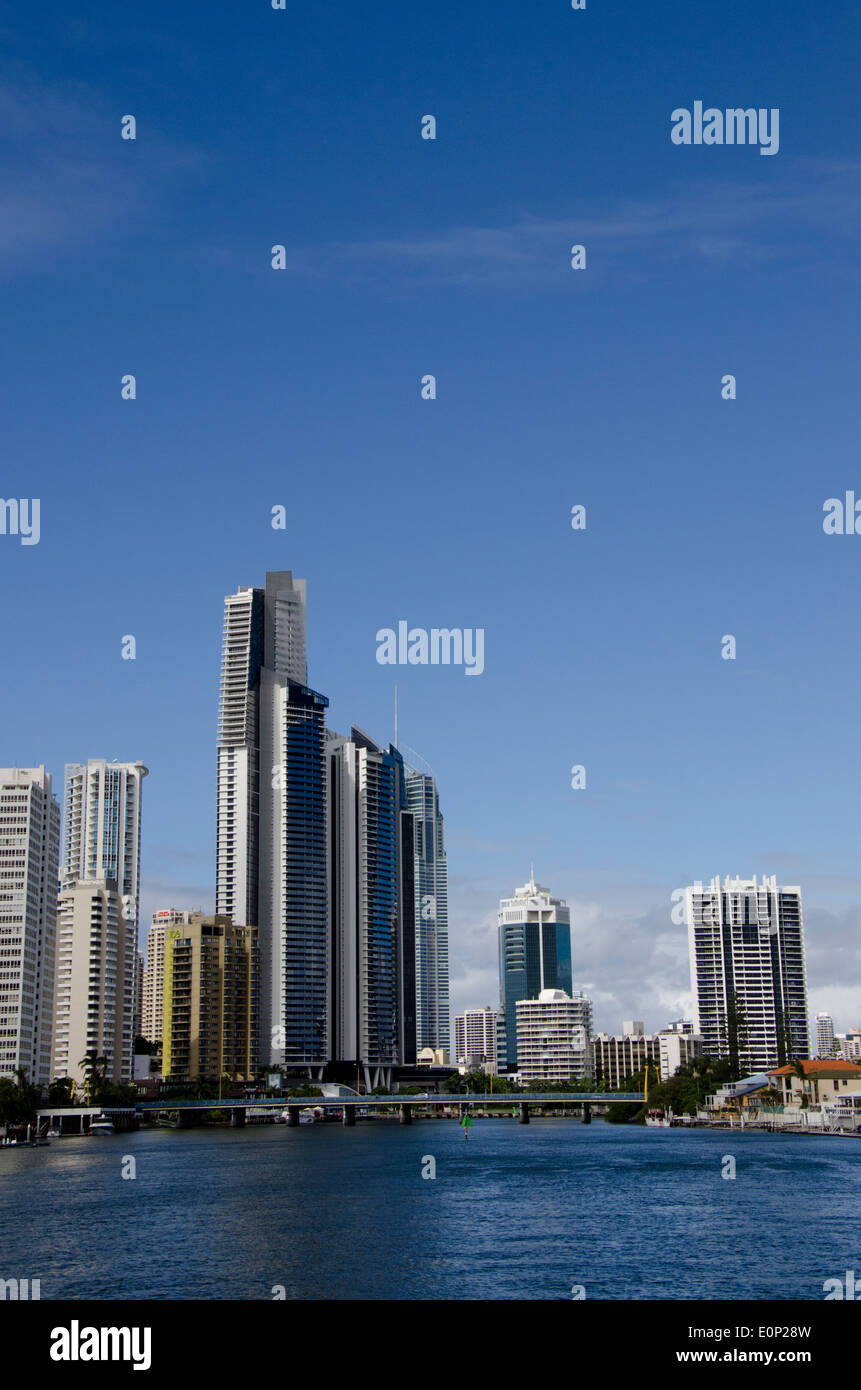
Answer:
497, 873, 573, 1072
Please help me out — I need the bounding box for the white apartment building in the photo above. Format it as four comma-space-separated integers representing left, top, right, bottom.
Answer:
62, 759, 148, 936
687, 875, 809, 1073
815, 1011, 836, 1059
0, 768, 60, 1084
52, 879, 134, 1085
455, 1005, 498, 1071
56, 759, 147, 1086
515, 989, 593, 1083
658, 1019, 703, 1080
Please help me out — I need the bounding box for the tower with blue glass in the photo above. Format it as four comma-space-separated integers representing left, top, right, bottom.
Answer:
497, 872, 573, 1072
218, 571, 330, 1072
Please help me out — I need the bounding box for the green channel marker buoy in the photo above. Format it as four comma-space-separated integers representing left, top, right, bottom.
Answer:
460, 1113, 472, 1139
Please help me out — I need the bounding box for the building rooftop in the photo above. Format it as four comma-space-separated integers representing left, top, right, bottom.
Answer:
769, 1060, 861, 1078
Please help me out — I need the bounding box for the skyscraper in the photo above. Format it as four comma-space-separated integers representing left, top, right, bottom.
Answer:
686, 875, 810, 1073
142, 909, 193, 1046
0, 768, 60, 1084
405, 768, 449, 1055
497, 872, 573, 1071
217, 572, 329, 1070
327, 729, 416, 1085
53, 880, 134, 1085
56, 759, 146, 1085
62, 759, 148, 936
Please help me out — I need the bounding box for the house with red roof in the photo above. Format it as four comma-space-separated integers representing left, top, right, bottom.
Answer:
768, 1059, 861, 1107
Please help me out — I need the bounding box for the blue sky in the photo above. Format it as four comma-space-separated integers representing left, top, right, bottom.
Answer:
1, 0, 859, 1033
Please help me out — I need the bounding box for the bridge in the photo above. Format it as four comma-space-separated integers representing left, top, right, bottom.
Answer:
136, 1092, 645, 1127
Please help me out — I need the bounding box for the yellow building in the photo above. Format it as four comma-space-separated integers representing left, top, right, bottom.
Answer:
162, 915, 259, 1082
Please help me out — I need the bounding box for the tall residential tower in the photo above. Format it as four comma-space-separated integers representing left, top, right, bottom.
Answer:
686, 875, 809, 1073
217, 572, 329, 1070
405, 768, 449, 1056
327, 729, 416, 1086
0, 768, 60, 1084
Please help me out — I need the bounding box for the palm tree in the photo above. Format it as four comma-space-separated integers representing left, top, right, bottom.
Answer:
79, 1052, 107, 1105
792, 1058, 812, 1109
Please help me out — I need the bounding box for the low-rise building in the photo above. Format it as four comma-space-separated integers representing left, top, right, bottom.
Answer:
658, 1019, 703, 1080
768, 1059, 861, 1106
592, 1023, 658, 1089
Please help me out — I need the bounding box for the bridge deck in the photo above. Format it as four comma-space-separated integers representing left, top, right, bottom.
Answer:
137, 1093, 644, 1110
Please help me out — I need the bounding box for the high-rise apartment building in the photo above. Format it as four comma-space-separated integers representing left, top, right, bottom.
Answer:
52, 879, 134, 1085
815, 1011, 836, 1060
327, 730, 416, 1084
62, 759, 148, 936
0, 768, 61, 1084
405, 768, 449, 1055
217, 572, 328, 1070
56, 759, 146, 1087
686, 875, 809, 1073
454, 1006, 498, 1071
515, 989, 592, 1083
162, 915, 259, 1082
497, 873, 573, 1071
134, 949, 144, 1040
142, 909, 193, 1046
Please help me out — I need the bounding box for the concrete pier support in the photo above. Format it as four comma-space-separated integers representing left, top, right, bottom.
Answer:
230, 1107, 246, 1128
582, 1103, 591, 1125
518, 1102, 530, 1124
284, 1107, 299, 1127
398, 1103, 412, 1126
176, 1111, 195, 1129
342, 1106, 356, 1126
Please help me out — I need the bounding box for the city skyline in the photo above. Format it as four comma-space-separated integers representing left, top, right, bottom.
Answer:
2, 4, 859, 1040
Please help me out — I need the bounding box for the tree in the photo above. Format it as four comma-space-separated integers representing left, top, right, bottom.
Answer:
79, 1052, 108, 1103
0, 1068, 41, 1127
48, 1077, 75, 1106
725, 991, 749, 1081
792, 1059, 812, 1109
